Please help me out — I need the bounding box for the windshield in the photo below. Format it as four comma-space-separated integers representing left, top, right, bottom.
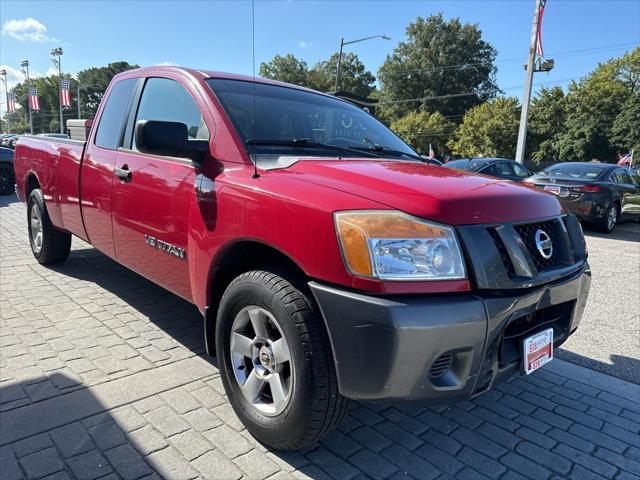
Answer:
207, 78, 418, 159
542, 163, 606, 179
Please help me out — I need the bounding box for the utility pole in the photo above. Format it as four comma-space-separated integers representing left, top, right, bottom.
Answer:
21, 60, 33, 135
515, 0, 543, 164
51, 47, 64, 134
0, 69, 7, 134
77, 83, 81, 119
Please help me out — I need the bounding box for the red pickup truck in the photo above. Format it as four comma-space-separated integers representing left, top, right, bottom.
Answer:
14, 66, 591, 450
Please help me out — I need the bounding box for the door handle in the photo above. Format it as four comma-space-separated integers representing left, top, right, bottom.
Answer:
115, 166, 132, 182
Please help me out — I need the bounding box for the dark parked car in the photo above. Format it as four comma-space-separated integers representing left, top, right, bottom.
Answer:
525, 162, 640, 233
0, 146, 15, 195
443, 158, 533, 182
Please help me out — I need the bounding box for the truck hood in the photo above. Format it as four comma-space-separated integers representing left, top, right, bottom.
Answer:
285, 159, 562, 225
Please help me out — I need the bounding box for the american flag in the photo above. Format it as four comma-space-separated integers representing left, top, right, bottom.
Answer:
536, 0, 547, 57
29, 87, 40, 111
617, 150, 634, 167
60, 79, 72, 107
7, 92, 16, 112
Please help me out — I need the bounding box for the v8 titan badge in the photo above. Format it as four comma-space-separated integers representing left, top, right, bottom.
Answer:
523, 328, 554, 375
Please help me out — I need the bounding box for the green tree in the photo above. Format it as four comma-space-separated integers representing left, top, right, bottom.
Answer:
259, 54, 310, 87
76, 61, 139, 118
448, 97, 520, 158
557, 48, 638, 162
378, 13, 499, 123
390, 110, 455, 156
309, 52, 376, 97
610, 93, 640, 155
528, 87, 567, 163
259, 52, 375, 96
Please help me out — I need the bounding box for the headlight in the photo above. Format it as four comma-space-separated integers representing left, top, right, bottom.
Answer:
334, 210, 466, 280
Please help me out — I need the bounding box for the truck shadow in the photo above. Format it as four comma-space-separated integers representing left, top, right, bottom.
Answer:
0, 192, 20, 208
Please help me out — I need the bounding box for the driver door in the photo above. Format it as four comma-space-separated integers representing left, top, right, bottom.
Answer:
111, 76, 210, 301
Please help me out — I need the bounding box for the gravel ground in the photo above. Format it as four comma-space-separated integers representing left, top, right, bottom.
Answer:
557, 221, 640, 384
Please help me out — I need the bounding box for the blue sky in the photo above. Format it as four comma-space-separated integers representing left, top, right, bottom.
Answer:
1, 0, 639, 116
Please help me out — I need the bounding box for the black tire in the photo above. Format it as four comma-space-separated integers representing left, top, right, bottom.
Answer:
215, 270, 349, 450
0, 162, 15, 196
597, 202, 619, 233
27, 189, 71, 264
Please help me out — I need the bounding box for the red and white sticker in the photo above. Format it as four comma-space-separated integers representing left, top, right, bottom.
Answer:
523, 328, 554, 375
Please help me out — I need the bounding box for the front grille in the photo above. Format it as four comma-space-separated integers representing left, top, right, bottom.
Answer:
514, 220, 561, 273
429, 352, 453, 379
488, 228, 516, 278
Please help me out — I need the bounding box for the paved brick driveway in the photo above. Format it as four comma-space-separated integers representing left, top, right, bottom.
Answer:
1, 194, 639, 480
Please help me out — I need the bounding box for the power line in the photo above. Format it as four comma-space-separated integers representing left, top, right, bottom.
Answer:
380, 42, 638, 78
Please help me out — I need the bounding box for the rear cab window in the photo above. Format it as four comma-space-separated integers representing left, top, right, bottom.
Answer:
95, 78, 138, 150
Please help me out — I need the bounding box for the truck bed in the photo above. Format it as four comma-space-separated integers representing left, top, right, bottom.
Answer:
14, 136, 89, 242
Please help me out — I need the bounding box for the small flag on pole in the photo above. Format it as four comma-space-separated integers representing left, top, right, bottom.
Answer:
429, 143, 435, 158
617, 150, 634, 167
60, 79, 72, 107
536, 0, 547, 57
7, 92, 16, 112
29, 87, 40, 111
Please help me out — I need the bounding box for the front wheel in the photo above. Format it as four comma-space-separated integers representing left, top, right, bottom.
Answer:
28, 189, 71, 264
215, 270, 349, 450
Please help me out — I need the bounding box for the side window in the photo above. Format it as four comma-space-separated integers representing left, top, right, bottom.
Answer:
95, 78, 137, 150
611, 169, 630, 184
133, 78, 209, 150
484, 162, 514, 176
630, 172, 640, 187
513, 163, 530, 178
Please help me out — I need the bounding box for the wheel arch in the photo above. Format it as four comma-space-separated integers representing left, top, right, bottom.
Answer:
203, 240, 310, 356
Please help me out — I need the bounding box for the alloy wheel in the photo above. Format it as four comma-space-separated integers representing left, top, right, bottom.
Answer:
230, 306, 293, 416
30, 205, 43, 254
607, 204, 618, 231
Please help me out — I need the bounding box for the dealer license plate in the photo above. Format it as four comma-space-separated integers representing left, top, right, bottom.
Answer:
544, 185, 561, 195
523, 328, 554, 375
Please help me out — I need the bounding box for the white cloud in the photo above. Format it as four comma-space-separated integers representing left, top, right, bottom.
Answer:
155, 61, 180, 66
2, 17, 56, 42
298, 41, 313, 49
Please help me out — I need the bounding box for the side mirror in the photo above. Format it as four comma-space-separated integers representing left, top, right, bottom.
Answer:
134, 120, 208, 163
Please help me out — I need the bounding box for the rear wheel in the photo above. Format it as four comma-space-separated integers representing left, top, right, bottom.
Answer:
0, 162, 15, 195
598, 202, 619, 233
28, 189, 71, 264
215, 270, 349, 450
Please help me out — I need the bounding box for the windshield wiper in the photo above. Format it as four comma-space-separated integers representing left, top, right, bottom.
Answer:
348, 143, 425, 162
245, 138, 382, 158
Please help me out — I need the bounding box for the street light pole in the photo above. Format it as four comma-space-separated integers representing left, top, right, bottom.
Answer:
515, 0, 543, 164
334, 34, 390, 92
21, 60, 33, 135
51, 47, 64, 134
77, 83, 81, 119
0, 69, 7, 134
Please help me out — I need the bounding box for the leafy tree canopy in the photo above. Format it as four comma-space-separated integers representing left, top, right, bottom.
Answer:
259, 52, 375, 97
557, 47, 638, 162
378, 13, 499, 123
528, 86, 567, 163
448, 97, 520, 158
390, 110, 454, 156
